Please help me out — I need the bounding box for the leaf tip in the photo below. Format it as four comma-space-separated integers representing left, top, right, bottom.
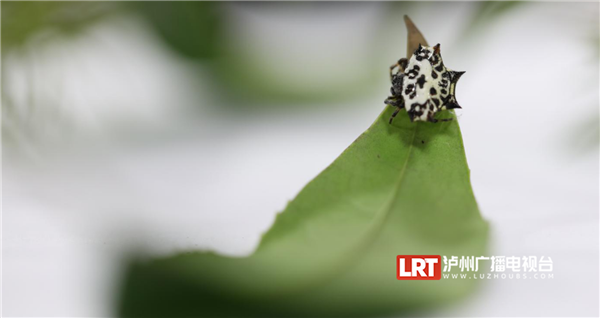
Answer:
404, 15, 429, 58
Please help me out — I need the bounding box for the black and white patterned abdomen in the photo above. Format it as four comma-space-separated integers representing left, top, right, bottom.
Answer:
401, 49, 452, 121
385, 43, 465, 124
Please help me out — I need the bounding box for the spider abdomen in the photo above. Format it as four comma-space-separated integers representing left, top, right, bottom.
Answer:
386, 43, 465, 123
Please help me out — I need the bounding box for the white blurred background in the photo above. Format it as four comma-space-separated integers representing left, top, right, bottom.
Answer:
2, 2, 598, 316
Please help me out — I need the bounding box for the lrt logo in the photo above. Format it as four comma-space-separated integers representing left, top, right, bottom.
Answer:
396, 255, 442, 280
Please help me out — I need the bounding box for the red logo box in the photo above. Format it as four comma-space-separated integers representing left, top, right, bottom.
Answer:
396, 255, 442, 280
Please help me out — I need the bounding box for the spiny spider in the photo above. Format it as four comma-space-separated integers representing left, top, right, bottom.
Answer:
385, 43, 465, 124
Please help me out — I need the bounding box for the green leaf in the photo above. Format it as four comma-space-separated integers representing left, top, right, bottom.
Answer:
117, 107, 488, 317
117, 16, 488, 317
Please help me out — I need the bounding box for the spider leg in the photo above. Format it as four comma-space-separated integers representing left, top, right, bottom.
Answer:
386, 97, 405, 124
385, 95, 405, 106
389, 65, 397, 81
389, 58, 409, 80
389, 108, 401, 124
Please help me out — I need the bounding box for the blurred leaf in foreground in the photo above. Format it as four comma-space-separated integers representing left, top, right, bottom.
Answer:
133, 2, 223, 60
117, 16, 488, 317
461, 1, 523, 38
212, 3, 383, 106
1, 1, 119, 49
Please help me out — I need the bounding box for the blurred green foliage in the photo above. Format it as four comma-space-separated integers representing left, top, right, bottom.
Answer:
2, 2, 527, 107
1, 1, 119, 49
463, 1, 523, 36
133, 2, 222, 60
1, 2, 387, 106
213, 55, 381, 106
